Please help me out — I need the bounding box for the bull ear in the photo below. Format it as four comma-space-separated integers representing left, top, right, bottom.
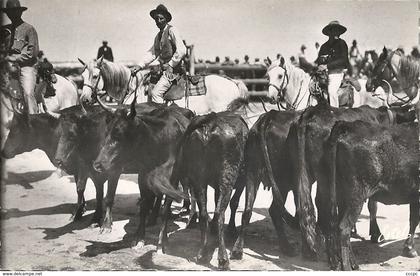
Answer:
127, 96, 137, 119
280, 56, 285, 67
382, 47, 388, 56
266, 56, 272, 66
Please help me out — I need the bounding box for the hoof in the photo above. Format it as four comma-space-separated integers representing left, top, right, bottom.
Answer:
402, 247, 418, 258
218, 258, 230, 270
99, 225, 112, 234
156, 246, 165, 255
132, 240, 146, 251
230, 250, 243, 260
280, 242, 300, 257
370, 234, 385, 244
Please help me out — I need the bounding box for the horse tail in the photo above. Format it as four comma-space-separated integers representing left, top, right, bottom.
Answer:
227, 97, 250, 112
258, 112, 290, 220
295, 114, 318, 258
327, 125, 339, 239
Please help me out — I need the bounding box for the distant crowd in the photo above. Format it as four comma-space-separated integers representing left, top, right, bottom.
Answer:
194, 40, 420, 80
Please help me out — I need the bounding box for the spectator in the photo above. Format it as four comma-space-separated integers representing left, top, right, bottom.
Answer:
97, 40, 114, 62
349, 39, 362, 77
254, 57, 264, 66
290, 56, 298, 67
411, 46, 420, 59
234, 58, 240, 65
243, 54, 250, 64
222, 56, 234, 65
214, 56, 220, 64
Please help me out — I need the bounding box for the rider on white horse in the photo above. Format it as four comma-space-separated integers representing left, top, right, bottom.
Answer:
131, 4, 186, 103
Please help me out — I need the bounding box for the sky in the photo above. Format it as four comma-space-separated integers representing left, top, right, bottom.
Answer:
1, 0, 418, 63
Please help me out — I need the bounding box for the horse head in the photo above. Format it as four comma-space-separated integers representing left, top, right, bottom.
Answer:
366, 47, 395, 92
79, 57, 105, 104
266, 56, 288, 102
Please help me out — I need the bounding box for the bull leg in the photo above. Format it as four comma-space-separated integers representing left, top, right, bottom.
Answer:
217, 185, 233, 270
337, 202, 363, 271
90, 176, 106, 227
210, 189, 220, 234
100, 174, 120, 234
70, 173, 87, 222
195, 186, 210, 264
157, 196, 172, 254
133, 175, 155, 248
186, 187, 198, 229
368, 199, 383, 243
230, 170, 259, 260
227, 175, 245, 234
180, 185, 191, 214
402, 196, 419, 258
147, 194, 162, 226
269, 185, 299, 257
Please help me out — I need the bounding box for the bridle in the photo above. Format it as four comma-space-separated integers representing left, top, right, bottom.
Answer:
268, 64, 291, 109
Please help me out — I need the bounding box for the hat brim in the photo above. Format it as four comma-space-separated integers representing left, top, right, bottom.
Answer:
150, 10, 172, 22
1, 6, 27, 12
322, 24, 346, 36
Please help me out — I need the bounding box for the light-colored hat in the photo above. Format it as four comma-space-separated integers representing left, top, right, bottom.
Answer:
322, 20, 347, 36
150, 4, 172, 22
1, 0, 27, 11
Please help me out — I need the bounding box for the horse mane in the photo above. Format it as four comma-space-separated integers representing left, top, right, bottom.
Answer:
398, 54, 420, 87
283, 60, 310, 90
96, 59, 131, 100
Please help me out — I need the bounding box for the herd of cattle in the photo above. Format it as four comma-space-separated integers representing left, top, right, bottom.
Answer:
1, 93, 419, 270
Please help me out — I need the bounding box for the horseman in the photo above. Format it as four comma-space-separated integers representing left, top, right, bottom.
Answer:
2, 0, 39, 114
131, 4, 186, 103
316, 20, 350, 107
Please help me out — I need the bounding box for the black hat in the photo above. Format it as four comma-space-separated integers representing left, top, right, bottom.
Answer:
1, 0, 27, 12
322, 20, 347, 36
150, 4, 172, 22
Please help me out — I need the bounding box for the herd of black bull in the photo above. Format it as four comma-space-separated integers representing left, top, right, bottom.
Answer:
2, 99, 419, 270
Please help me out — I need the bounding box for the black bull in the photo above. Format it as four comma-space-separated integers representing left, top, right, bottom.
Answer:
167, 111, 249, 269
292, 102, 416, 260
319, 121, 419, 270
92, 103, 193, 247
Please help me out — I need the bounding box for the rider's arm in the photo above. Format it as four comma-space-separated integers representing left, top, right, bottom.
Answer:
167, 26, 186, 68
9, 24, 39, 65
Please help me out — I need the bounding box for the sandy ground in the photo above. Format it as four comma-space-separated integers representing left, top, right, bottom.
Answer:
1, 102, 419, 271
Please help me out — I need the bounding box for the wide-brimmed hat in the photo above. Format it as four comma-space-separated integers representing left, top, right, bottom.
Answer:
322, 20, 347, 36
150, 4, 172, 22
1, 0, 27, 12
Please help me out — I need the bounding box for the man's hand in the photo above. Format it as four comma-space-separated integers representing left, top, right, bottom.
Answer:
162, 63, 174, 79
318, 64, 328, 72
131, 66, 142, 76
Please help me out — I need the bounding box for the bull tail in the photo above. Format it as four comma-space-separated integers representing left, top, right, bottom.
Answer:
295, 117, 318, 258
258, 114, 287, 213
148, 158, 187, 203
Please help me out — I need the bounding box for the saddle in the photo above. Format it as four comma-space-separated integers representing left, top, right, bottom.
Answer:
163, 75, 206, 101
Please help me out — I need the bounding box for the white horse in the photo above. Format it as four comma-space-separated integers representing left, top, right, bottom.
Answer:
79, 58, 248, 115
266, 56, 390, 110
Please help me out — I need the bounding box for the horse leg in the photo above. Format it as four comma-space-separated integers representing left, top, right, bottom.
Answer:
402, 195, 419, 258
368, 199, 383, 243
157, 196, 172, 254
186, 183, 199, 229
217, 184, 233, 270
231, 169, 259, 260
100, 173, 121, 233
70, 172, 87, 222
90, 176, 106, 227
195, 185, 210, 264
133, 175, 155, 248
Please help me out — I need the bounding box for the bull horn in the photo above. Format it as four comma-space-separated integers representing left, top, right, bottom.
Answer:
77, 58, 86, 66
96, 93, 117, 114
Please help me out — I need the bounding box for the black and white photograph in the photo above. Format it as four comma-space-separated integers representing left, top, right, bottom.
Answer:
0, 0, 419, 272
